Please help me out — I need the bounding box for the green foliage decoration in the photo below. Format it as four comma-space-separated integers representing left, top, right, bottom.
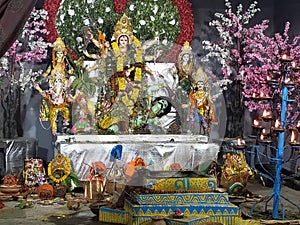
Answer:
56, 0, 180, 56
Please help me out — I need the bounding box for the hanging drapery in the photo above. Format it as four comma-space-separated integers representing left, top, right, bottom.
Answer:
0, 0, 36, 57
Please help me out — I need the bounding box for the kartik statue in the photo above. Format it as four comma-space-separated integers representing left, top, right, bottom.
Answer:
188, 68, 217, 135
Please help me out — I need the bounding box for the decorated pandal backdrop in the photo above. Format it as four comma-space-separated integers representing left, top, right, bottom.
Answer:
30, 12, 226, 193
32, 12, 225, 175
36, 13, 222, 137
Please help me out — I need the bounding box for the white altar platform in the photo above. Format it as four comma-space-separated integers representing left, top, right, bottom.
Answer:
55, 135, 220, 180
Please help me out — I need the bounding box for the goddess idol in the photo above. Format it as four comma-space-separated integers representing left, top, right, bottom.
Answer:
94, 14, 146, 133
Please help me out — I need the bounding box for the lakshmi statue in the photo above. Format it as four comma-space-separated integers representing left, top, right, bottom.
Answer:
175, 41, 194, 94
35, 37, 76, 135
42, 37, 74, 83
188, 68, 217, 135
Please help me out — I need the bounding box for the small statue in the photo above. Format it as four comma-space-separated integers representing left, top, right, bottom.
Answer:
174, 41, 194, 94
70, 92, 94, 134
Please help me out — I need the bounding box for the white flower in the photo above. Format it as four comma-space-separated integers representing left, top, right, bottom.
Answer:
76, 37, 83, 43
60, 14, 65, 21
162, 39, 168, 45
98, 18, 104, 24
83, 19, 90, 25
68, 9, 75, 16
169, 19, 175, 25
153, 5, 158, 15
150, 16, 155, 22
129, 4, 134, 11
139, 20, 146, 26
105, 7, 111, 12
86, 0, 94, 4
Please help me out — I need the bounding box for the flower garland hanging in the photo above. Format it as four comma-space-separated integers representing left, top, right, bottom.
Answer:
43, 0, 194, 61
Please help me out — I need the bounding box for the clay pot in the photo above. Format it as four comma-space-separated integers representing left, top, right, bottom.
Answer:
53, 184, 67, 198
37, 184, 53, 200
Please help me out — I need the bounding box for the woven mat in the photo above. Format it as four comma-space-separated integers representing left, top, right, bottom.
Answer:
0, 208, 25, 219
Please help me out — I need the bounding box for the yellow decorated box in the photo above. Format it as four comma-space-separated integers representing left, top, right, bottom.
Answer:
99, 207, 129, 224
144, 171, 217, 193
130, 192, 230, 205
124, 199, 240, 225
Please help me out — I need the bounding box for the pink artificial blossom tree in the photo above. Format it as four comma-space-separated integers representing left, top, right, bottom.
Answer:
0, 8, 49, 138
201, 0, 261, 137
241, 21, 300, 129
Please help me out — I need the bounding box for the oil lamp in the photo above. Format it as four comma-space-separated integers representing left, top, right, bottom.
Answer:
289, 130, 300, 147
252, 119, 263, 129
234, 138, 246, 150
280, 53, 292, 62
259, 91, 272, 101
271, 119, 284, 133
296, 120, 300, 132
261, 109, 272, 121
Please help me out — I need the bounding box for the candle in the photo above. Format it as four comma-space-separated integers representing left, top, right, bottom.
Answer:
271, 119, 285, 133
237, 138, 242, 146
291, 130, 297, 143
282, 53, 288, 60
275, 119, 280, 128
289, 130, 300, 147
261, 109, 272, 121
90, 181, 92, 200
234, 138, 246, 149
266, 75, 271, 81
84, 182, 87, 199
96, 180, 100, 193
260, 134, 264, 140
260, 91, 264, 98
253, 119, 260, 126
281, 53, 292, 62
284, 76, 291, 83
262, 109, 271, 117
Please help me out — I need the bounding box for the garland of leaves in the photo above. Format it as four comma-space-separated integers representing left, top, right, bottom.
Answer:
43, 0, 194, 61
